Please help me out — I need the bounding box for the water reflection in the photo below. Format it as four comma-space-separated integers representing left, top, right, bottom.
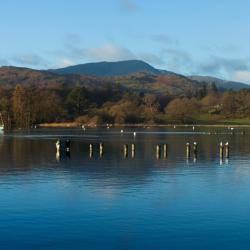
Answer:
0, 128, 250, 249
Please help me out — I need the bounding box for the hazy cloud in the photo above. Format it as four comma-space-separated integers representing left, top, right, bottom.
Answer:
232, 70, 250, 83
0, 58, 9, 66
11, 53, 47, 67
64, 33, 83, 44
138, 52, 165, 66
65, 44, 136, 62
120, 0, 138, 12
198, 56, 248, 76
151, 34, 178, 45
161, 48, 193, 73
55, 58, 75, 68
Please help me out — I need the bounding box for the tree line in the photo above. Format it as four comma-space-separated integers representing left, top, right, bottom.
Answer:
0, 83, 250, 129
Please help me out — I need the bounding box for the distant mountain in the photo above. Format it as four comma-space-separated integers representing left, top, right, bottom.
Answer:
49, 60, 174, 77
189, 75, 250, 91
1, 61, 250, 96
0, 66, 204, 96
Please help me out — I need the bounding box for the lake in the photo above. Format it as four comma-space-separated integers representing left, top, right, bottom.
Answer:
0, 127, 250, 249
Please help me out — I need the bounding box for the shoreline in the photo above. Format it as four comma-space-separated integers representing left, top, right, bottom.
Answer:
38, 122, 250, 128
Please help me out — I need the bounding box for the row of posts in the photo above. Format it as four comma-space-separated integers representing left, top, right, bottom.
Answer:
56, 140, 230, 160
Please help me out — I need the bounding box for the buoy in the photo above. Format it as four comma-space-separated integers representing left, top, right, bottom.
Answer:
133, 132, 136, 137
121, 129, 124, 134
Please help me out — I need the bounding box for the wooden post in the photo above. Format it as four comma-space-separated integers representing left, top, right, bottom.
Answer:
163, 144, 168, 159
100, 143, 104, 158
131, 143, 135, 158
89, 144, 93, 158
56, 140, 61, 161
220, 142, 224, 159
65, 140, 71, 157
225, 142, 229, 159
56, 139, 61, 153
186, 142, 190, 158
193, 142, 198, 159
156, 144, 161, 159
124, 144, 128, 158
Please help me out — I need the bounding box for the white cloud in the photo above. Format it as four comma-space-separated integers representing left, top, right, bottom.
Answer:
64, 43, 167, 66
55, 58, 75, 68
232, 70, 250, 84
83, 44, 136, 61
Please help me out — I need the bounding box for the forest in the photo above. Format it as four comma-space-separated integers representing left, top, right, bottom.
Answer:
1, 81, 250, 129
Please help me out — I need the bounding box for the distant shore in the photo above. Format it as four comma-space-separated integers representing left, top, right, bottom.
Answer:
38, 122, 250, 128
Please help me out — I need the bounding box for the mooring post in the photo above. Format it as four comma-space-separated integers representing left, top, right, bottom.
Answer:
225, 142, 229, 159
124, 144, 128, 158
56, 139, 61, 153
186, 142, 191, 159
66, 139, 71, 152
56, 139, 61, 161
163, 144, 168, 159
156, 144, 161, 159
131, 143, 135, 158
100, 143, 104, 158
193, 142, 198, 159
89, 143, 93, 158
220, 142, 224, 159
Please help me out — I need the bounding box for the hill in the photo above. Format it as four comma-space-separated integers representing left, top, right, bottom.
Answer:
0, 66, 204, 96
189, 75, 250, 91
0, 61, 249, 96
49, 60, 172, 77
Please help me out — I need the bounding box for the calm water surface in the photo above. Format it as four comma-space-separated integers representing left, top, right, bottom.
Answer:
0, 127, 250, 250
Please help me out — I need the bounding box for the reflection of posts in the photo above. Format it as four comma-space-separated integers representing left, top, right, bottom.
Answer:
56, 151, 60, 161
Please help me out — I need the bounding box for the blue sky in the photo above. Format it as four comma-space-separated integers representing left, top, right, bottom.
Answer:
1, 0, 250, 83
